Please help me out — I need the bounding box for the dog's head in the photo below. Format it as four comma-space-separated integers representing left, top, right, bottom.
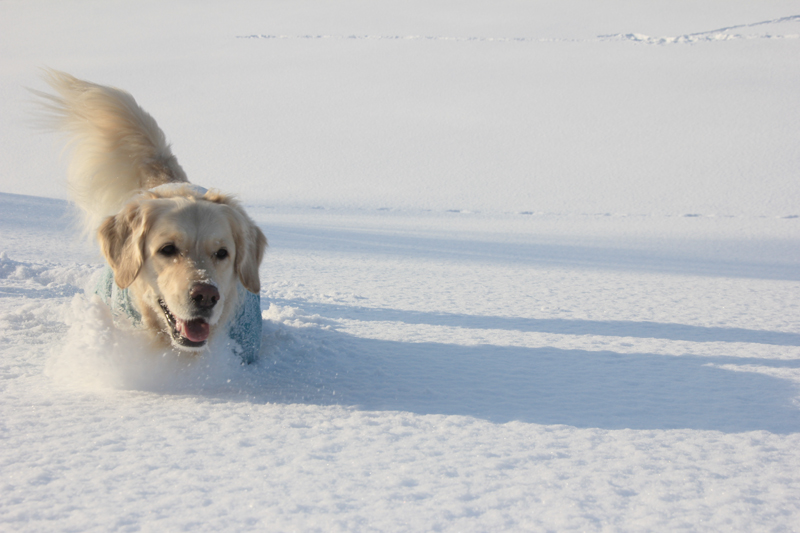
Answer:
98, 186, 267, 350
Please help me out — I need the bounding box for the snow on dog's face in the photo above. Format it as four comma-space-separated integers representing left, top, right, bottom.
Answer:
98, 187, 266, 351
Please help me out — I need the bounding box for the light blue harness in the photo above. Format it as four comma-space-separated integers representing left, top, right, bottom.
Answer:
93, 266, 262, 364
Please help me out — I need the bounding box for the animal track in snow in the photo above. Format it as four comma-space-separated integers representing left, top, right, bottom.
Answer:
237, 34, 571, 43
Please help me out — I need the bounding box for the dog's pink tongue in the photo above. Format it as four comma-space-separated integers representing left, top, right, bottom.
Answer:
177, 318, 210, 343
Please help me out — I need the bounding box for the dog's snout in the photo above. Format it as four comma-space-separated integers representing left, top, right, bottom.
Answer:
190, 283, 220, 309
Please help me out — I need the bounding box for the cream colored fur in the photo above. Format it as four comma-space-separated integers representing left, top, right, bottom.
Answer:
33, 69, 188, 235
36, 70, 267, 351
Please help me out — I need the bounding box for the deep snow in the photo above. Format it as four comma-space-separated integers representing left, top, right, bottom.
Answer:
2, 1, 800, 531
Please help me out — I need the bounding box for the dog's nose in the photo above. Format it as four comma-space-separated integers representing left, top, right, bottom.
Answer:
190, 283, 219, 309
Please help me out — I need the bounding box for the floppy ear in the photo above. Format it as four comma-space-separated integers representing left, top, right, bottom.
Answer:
226, 206, 267, 294
97, 202, 150, 289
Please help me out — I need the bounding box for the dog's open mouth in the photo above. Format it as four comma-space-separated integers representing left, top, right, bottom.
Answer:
158, 299, 210, 348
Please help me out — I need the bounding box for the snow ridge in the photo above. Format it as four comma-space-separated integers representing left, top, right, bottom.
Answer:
238, 14, 800, 45
600, 14, 800, 44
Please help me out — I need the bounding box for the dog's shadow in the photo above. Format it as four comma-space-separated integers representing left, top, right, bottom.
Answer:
214, 304, 800, 434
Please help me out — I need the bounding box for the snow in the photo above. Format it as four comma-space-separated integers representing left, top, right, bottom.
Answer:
2, 1, 800, 531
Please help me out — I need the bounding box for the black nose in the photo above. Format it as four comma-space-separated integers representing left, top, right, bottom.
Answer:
190, 283, 219, 310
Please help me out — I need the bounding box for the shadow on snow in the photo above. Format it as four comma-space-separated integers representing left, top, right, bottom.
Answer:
270, 299, 800, 347
268, 222, 800, 281
222, 306, 800, 434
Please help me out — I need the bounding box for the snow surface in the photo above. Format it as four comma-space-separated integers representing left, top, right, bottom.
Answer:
2, 1, 800, 531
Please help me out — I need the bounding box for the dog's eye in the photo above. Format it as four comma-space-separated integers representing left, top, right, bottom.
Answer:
214, 248, 229, 260
159, 244, 179, 257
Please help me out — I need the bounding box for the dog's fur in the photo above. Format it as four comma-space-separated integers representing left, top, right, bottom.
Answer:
35, 70, 267, 351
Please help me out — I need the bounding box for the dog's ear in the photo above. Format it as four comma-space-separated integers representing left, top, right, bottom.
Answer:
240, 222, 268, 293
225, 205, 267, 294
204, 191, 267, 294
97, 202, 150, 289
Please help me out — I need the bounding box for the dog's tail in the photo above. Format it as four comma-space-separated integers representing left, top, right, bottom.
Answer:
33, 69, 188, 235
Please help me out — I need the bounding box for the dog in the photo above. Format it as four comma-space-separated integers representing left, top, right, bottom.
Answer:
35, 70, 267, 362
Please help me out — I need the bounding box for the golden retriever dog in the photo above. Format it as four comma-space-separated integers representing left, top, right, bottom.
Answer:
35, 70, 267, 361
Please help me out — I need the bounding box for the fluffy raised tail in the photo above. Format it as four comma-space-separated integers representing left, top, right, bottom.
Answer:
32, 69, 188, 234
